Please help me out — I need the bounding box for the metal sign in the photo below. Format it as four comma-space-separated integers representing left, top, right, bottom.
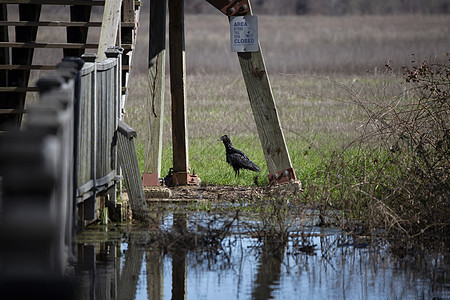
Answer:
230, 16, 258, 52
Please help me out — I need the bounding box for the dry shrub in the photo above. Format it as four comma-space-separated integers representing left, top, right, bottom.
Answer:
378, 54, 449, 238
303, 54, 449, 242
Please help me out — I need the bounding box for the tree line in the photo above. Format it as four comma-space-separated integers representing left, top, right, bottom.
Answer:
185, 0, 450, 15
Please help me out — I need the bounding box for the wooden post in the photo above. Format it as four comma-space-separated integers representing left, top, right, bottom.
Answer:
97, 0, 121, 62
143, 0, 167, 184
203, 0, 296, 184
168, 0, 189, 181
236, 3, 296, 184
120, 0, 135, 105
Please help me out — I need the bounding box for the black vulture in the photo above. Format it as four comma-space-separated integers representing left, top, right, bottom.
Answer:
219, 135, 260, 176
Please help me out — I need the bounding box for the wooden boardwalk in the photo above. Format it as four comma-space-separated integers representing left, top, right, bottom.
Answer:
0, 1, 146, 297
0, 0, 140, 131
0, 0, 299, 297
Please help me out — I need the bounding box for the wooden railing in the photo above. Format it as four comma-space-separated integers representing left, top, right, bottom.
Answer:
0, 0, 146, 296
76, 48, 122, 223
0, 58, 82, 297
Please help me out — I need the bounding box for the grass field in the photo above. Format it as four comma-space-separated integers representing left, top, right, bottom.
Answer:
19, 10, 448, 238
123, 14, 449, 186
125, 13, 449, 239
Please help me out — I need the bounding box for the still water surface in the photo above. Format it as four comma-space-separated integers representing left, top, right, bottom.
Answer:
75, 212, 449, 299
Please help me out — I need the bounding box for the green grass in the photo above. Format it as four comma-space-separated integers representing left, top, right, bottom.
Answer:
123, 15, 449, 241
136, 129, 354, 187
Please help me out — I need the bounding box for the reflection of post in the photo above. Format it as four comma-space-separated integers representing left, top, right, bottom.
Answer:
146, 248, 164, 300
97, 242, 118, 300
172, 213, 188, 300
172, 253, 187, 300
75, 244, 96, 300
118, 243, 144, 300
251, 241, 285, 300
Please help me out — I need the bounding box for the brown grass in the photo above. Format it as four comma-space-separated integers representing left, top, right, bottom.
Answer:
124, 13, 450, 146
13, 7, 448, 110
132, 13, 450, 75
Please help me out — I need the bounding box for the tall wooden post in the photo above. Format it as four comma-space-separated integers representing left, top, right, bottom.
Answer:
143, 0, 167, 186
204, 0, 297, 184
169, 0, 190, 184
237, 5, 296, 184
97, 0, 121, 62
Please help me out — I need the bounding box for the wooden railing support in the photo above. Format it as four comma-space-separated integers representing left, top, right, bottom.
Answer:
143, 0, 167, 185
116, 120, 148, 221
169, 0, 189, 178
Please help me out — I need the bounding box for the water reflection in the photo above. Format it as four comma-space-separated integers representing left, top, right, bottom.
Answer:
75, 212, 449, 300
251, 241, 285, 300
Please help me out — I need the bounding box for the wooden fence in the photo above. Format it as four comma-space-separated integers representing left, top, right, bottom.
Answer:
0, 58, 82, 298
0, 47, 147, 297
76, 49, 122, 223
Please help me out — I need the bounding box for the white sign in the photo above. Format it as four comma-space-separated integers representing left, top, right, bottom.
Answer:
230, 16, 258, 52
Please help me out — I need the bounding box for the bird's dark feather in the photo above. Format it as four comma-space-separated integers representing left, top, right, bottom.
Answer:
219, 135, 260, 176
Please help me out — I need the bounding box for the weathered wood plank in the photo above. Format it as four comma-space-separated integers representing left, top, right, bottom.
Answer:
0, 41, 131, 50
169, 0, 189, 174
0, 108, 26, 114
78, 63, 94, 189
0, 21, 99, 27
0, 41, 99, 48
118, 120, 148, 220
120, 0, 140, 118
0, 86, 39, 92
97, 0, 122, 61
1, 0, 106, 5
0, 21, 134, 27
144, 0, 166, 176
236, 4, 295, 176
0, 64, 55, 70
1, 0, 141, 5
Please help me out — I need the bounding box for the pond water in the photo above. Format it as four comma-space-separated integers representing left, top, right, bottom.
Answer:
75, 211, 449, 300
